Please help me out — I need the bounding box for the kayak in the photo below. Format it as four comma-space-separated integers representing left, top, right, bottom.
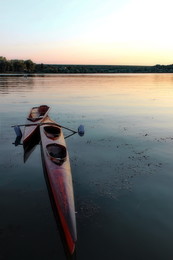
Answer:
40, 116, 77, 254
23, 105, 50, 145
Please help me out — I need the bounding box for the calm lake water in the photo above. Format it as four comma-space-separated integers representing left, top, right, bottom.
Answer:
0, 74, 173, 260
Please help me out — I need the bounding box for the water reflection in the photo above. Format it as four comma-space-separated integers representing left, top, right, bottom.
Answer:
0, 76, 35, 95
13, 136, 22, 146
23, 129, 40, 163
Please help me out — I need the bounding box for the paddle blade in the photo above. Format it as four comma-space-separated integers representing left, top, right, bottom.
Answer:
78, 125, 84, 136
14, 125, 22, 138
14, 136, 22, 146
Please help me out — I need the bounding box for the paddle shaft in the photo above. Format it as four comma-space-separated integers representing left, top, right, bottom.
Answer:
11, 122, 77, 134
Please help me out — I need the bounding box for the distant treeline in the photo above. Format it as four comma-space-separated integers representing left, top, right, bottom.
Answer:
0, 56, 35, 73
1, 56, 173, 74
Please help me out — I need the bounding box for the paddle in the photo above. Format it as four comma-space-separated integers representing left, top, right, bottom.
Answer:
78, 125, 84, 136
12, 123, 85, 136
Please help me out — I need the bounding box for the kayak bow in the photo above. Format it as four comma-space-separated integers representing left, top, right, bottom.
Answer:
23, 105, 50, 144
40, 116, 77, 254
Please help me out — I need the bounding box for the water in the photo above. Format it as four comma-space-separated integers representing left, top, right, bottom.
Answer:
0, 74, 173, 260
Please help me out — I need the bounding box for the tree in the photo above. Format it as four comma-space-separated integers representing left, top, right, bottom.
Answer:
11, 59, 26, 72
24, 59, 35, 72
0, 56, 7, 72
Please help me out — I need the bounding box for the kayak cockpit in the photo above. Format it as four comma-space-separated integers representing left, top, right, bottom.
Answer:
44, 125, 61, 139
27, 105, 49, 122
46, 143, 67, 165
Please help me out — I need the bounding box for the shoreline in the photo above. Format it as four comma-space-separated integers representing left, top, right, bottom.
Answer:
1, 72, 173, 77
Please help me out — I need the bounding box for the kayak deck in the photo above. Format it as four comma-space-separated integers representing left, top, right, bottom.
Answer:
40, 116, 77, 254
28, 105, 49, 122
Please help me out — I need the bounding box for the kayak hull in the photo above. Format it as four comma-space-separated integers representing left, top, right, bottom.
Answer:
40, 116, 77, 255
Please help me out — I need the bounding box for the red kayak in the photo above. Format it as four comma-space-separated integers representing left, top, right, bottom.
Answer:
23, 105, 50, 145
40, 116, 77, 254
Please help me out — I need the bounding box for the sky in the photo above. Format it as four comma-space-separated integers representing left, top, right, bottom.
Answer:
1, 0, 173, 65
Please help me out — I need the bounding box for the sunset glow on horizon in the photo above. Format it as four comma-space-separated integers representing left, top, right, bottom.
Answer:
1, 0, 173, 65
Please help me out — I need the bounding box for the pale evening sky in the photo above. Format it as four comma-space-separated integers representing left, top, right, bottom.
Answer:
1, 0, 173, 65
